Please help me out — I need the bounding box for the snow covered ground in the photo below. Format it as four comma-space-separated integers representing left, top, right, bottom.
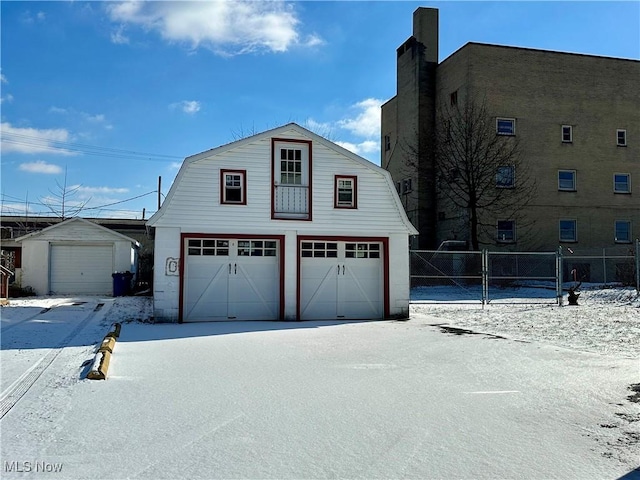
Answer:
0, 288, 638, 479
412, 284, 640, 358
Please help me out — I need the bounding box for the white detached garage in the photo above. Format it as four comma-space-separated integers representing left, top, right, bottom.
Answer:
148, 123, 418, 322
16, 217, 139, 296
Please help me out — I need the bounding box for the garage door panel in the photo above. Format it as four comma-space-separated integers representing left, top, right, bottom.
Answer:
341, 265, 382, 319
185, 262, 229, 321
184, 238, 280, 322
300, 241, 383, 320
50, 245, 113, 295
232, 262, 279, 320
300, 264, 338, 319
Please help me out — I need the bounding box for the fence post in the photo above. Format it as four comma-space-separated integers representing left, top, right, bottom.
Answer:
636, 238, 640, 293
556, 246, 563, 306
481, 249, 488, 306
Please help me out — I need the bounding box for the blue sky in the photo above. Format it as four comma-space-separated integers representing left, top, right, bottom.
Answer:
1, 1, 639, 219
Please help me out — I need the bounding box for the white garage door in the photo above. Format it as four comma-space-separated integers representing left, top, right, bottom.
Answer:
300, 241, 383, 320
184, 238, 280, 322
50, 244, 114, 295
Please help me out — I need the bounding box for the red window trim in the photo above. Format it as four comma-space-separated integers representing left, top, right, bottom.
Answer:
271, 138, 313, 221
334, 175, 358, 209
220, 169, 247, 205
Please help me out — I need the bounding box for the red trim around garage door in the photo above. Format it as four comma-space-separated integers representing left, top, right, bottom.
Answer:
179, 233, 286, 323
296, 235, 390, 321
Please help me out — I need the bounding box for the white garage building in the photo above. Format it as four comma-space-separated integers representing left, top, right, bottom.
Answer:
16, 217, 139, 296
148, 124, 417, 322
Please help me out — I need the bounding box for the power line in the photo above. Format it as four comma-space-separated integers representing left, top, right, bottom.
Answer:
1, 131, 184, 162
1, 190, 158, 213
81, 191, 157, 210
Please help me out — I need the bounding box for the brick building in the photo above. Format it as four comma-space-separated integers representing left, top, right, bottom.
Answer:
382, 7, 639, 253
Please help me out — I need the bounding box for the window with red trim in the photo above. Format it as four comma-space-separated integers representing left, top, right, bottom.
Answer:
335, 175, 357, 209
220, 170, 246, 205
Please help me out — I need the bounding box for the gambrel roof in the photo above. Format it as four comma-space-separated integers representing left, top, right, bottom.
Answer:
148, 123, 417, 234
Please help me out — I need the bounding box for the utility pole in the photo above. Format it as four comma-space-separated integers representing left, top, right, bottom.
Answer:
157, 176, 162, 210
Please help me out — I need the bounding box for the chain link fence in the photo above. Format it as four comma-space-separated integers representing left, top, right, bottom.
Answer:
410, 239, 639, 304
411, 250, 483, 303
561, 245, 638, 287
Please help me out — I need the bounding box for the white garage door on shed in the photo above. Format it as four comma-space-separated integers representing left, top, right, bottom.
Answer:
183, 237, 281, 322
50, 244, 114, 295
300, 240, 384, 320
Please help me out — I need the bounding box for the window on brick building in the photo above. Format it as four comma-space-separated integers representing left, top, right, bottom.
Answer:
617, 129, 627, 147
613, 173, 631, 193
559, 219, 577, 242
496, 166, 515, 188
497, 220, 516, 243
562, 125, 572, 143
558, 170, 576, 191
615, 220, 631, 243
496, 118, 515, 135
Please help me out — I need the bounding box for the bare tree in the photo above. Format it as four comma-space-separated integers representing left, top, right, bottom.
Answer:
40, 167, 90, 219
434, 96, 536, 250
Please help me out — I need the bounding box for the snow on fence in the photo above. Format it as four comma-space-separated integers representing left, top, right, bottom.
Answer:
410, 239, 639, 305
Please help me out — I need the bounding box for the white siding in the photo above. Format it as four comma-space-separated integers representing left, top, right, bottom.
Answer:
153, 228, 181, 322
19, 240, 49, 295
150, 125, 416, 322
151, 129, 412, 235
388, 233, 412, 318
18, 219, 137, 296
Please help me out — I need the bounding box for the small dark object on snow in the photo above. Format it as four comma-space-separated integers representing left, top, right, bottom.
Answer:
567, 282, 581, 305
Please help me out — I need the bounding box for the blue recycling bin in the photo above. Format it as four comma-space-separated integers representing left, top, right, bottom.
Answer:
112, 272, 133, 297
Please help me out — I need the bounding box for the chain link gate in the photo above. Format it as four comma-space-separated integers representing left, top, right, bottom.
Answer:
485, 251, 561, 304
411, 249, 562, 304
410, 250, 483, 303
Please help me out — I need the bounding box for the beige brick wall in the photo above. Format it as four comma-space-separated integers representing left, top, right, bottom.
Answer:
454, 44, 639, 251
382, 9, 639, 252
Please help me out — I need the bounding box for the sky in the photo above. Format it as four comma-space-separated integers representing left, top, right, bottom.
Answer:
1, 1, 639, 220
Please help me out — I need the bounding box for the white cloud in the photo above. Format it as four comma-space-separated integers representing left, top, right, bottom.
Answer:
169, 162, 183, 171
111, 24, 130, 45
48, 107, 112, 129
304, 98, 383, 161
75, 186, 130, 195
0, 73, 7, 84
336, 140, 380, 157
106, 1, 321, 55
170, 100, 201, 114
1, 94, 13, 104
21, 10, 46, 24
19, 161, 63, 174
1, 122, 75, 155
0, 202, 37, 215
85, 113, 106, 123
338, 98, 383, 139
